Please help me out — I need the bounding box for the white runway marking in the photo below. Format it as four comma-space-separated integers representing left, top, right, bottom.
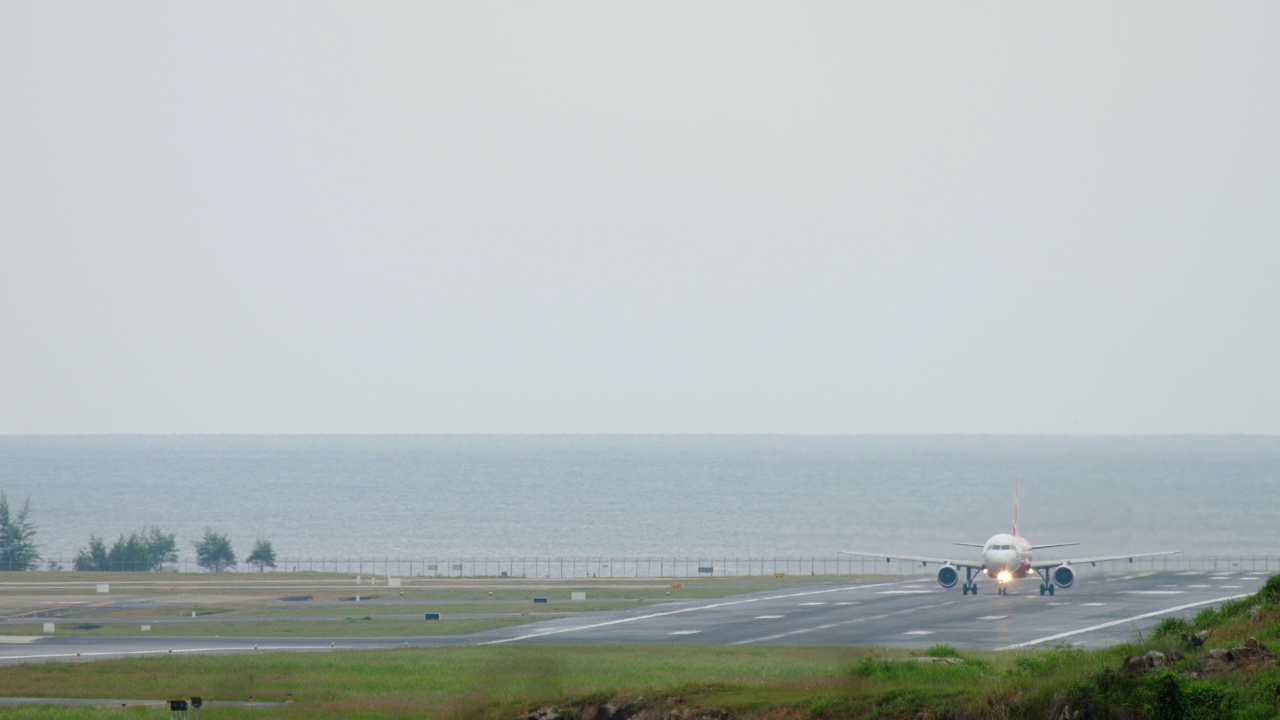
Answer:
0, 645, 334, 661
877, 590, 938, 595
755, 615, 784, 620
978, 615, 1006, 621
1127, 590, 1184, 595
669, 630, 701, 636
478, 581, 899, 645
1177, 572, 1204, 576
1082, 602, 1107, 607
1188, 585, 1211, 589
1220, 585, 1242, 589
798, 602, 826, 606
833, 602, 858, 606
904, 630, 933, 636
1004, 592, 1255, 649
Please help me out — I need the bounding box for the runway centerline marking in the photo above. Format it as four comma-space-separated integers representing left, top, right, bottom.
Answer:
978, 615, 1006, 620
1004, 592, 1255, 649
1126, 590, 1184, 595
1081, 602, 1106, 607
670, 630, 700, 636
904, 630, 933, 636
755, 615, 785, 620
478, 581, 900, 645
798, 602, 827, 606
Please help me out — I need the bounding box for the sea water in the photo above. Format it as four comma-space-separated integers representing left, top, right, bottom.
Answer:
0, 435, 1276, 565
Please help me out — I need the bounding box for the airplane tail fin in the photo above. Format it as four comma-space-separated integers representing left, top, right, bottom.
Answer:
1012, 477, 1020, 537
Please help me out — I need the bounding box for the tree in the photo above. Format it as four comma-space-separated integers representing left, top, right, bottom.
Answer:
74, 527, 177, 572
246, 538, 276, 572
0, 491, 40, 571
74, 535, 109, 571
194, 528, 236, 572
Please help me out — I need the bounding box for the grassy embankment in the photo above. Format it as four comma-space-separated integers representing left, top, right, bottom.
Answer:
0, 575, 1276, 719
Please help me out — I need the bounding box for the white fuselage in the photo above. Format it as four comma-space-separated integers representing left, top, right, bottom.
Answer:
981, 533, 1033, 584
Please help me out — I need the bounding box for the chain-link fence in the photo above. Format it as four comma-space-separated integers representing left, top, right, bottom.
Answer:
17, 554, 1280, 577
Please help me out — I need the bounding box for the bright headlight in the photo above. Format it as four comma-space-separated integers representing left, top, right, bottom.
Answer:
996, 570, 1013, 583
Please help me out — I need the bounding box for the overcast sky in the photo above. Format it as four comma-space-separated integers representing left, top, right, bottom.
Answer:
2, 2, 1278, 435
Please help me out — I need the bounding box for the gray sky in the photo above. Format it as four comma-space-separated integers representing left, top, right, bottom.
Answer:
2, 2, 1278, 434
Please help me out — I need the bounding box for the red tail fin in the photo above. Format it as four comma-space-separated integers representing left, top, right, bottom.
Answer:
1013, 477, 1020, 537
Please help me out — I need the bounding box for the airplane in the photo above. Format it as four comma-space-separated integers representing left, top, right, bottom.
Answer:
839, 479, 1181, 596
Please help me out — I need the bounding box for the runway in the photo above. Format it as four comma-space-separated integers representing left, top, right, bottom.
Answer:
0, 570, 1266, 664
477, 570, 1269, 649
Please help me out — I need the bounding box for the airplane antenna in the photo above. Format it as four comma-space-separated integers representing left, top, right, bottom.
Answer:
1013, 477, 1020, 537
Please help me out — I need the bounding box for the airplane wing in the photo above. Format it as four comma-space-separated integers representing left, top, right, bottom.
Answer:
839, 550, 982, 571
1029, 542, 1079, 550
1029, 550, 1181, 570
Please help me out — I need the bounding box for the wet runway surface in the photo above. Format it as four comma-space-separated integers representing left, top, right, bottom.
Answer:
0, 570, 1267, 664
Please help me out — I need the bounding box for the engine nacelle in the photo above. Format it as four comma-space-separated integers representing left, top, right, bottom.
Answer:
937, 564, 959, 589
1052, 564, 1075, 589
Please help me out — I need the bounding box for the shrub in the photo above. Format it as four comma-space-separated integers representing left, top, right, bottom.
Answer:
1259, 573, 1280, 606
1153, 617, 1192, 639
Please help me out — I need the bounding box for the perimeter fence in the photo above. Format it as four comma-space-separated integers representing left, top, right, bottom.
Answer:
22, 554, 1280, 577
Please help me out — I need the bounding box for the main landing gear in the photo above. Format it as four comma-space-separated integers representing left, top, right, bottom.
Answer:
1035, 567, 1056, 595
960, 567, 979, 595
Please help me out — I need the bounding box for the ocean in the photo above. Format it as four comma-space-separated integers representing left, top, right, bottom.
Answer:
0, 435, 1276, 566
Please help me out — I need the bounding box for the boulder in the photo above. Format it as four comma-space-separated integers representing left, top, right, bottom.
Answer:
1204, 637, 1278, 672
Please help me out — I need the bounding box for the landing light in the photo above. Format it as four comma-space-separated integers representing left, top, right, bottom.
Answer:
996, 570, 1013, 584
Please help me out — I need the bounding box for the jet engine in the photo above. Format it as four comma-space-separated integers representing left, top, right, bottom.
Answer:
1052, 564, 1075, 589
937, 564, 959, 589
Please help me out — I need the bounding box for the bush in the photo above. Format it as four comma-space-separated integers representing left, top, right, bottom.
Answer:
1153, 617, 1192, 639
1259, 573, 1280, 606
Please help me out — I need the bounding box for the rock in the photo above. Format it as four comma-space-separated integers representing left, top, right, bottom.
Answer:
1204, 638, 1278, 673
1122, 655, 1153, 676
1243, 636, 1270, 653
528, 707, 560, 720
1121, 651, 1169, 676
